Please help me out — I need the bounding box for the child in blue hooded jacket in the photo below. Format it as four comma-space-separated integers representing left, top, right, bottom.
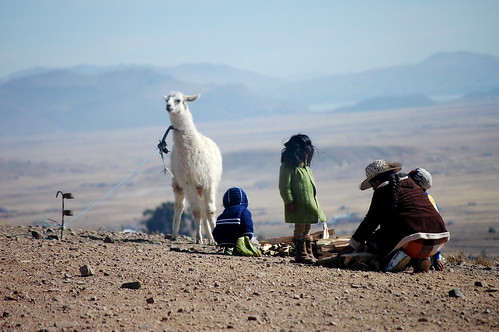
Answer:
212, 187, 254, 252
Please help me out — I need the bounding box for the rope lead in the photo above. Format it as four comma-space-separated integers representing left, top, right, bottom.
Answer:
64, 150, 157, 226
42, 125, 177, 230
158, 125, 175, 178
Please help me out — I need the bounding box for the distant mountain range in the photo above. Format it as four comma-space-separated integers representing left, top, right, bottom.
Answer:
332, 95, 437, 113
277, 51, 499, 106
1, 51, 498, 136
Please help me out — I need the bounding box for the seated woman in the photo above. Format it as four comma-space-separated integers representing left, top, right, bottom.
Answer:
338, 160, 450, 272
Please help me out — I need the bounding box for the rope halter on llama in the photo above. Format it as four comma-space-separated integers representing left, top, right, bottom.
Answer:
157, 125, 174, 156
157, 124, 185, 178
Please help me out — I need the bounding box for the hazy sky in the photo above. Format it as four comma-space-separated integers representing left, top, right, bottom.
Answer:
1, 0, 498, 79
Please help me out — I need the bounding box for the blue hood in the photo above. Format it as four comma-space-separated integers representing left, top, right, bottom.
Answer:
223, 187, 248, 208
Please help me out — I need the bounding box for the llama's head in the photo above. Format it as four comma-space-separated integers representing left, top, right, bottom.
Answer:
163, 91, 201, 114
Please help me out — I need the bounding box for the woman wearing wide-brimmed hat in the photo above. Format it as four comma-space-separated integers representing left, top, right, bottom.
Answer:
338, 160, 450, 272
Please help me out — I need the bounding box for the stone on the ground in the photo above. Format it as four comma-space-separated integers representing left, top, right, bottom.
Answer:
79, 265, 94, 277
121, 281, 141, 289
31, 231, 43, 239
449, 288, 465, 298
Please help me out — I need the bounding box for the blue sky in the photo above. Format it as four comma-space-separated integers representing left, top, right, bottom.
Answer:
1, 0, 498, 79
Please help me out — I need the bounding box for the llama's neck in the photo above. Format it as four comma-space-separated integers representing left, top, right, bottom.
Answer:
169, 110, 199, 138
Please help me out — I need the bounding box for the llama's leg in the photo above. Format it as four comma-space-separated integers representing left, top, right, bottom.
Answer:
191, 208, 203, 244
202, 215, 215, 244
203, 188, 216, 244
172, 181, 185, 241
190, 186, 206, 244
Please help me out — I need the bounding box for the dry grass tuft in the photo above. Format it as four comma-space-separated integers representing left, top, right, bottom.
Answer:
474, 256, 498, 267
445, 251, 498, 267
445, 251, 470, 264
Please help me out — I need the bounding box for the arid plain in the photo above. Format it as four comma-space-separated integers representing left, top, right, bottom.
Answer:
1, 99, 498, 257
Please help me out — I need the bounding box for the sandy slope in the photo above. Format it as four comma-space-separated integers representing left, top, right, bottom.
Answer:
1, 224, 497, 332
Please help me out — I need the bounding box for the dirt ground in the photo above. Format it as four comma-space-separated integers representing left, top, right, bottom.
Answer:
1, 224, 498, 332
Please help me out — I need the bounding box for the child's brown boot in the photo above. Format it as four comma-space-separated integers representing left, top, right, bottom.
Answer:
293, 237, 315, 264
304, 235, 318, 263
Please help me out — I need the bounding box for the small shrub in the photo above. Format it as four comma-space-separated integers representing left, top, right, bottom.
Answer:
445, 251, 498, 267
474, 256, 496, 267
445, 251, 470, 264
141, 201, 195, 236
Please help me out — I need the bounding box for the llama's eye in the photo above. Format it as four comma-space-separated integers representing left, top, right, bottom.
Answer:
175, 99, 181, 103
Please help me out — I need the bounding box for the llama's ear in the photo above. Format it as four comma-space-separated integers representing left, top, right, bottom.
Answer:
185, 94, 201, 102
163, 95, 168, 101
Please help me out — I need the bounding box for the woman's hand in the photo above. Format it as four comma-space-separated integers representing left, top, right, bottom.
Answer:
285, 203, 295, 213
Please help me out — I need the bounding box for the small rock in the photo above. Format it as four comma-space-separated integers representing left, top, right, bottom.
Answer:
47, 234, 59, 240
474, 281, 487, 287
485, 288, 498, 292
449, 288, 465, 298
79, 265, 94, 277
248, 315, 260, 321
121, 281, 141, 289
418, 317, 429, 322
146, 297, 155, 304
31, 231, 43, 239
104, 236, 115, 243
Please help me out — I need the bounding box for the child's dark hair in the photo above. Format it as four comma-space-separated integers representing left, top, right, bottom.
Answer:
370, 170, 400, 208
281, 134, 316, 168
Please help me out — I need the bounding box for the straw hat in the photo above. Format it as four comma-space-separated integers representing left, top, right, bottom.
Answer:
360, 160, 402, 190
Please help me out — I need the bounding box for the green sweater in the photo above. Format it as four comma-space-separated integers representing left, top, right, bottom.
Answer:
278, 164, 326, 224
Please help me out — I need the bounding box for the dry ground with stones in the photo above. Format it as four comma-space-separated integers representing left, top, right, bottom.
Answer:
1, 224, 498, 332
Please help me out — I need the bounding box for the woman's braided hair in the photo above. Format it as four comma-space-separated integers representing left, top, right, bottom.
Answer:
281, 134, 316, 168
371, 169, 401, 208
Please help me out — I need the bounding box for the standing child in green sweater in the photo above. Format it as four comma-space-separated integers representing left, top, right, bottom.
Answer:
279, 134, 326, 264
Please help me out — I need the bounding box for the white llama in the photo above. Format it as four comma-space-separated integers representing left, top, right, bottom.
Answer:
163, 91, 223, 244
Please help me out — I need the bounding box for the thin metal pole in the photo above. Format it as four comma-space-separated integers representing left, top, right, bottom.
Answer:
56, 191, 65, 240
